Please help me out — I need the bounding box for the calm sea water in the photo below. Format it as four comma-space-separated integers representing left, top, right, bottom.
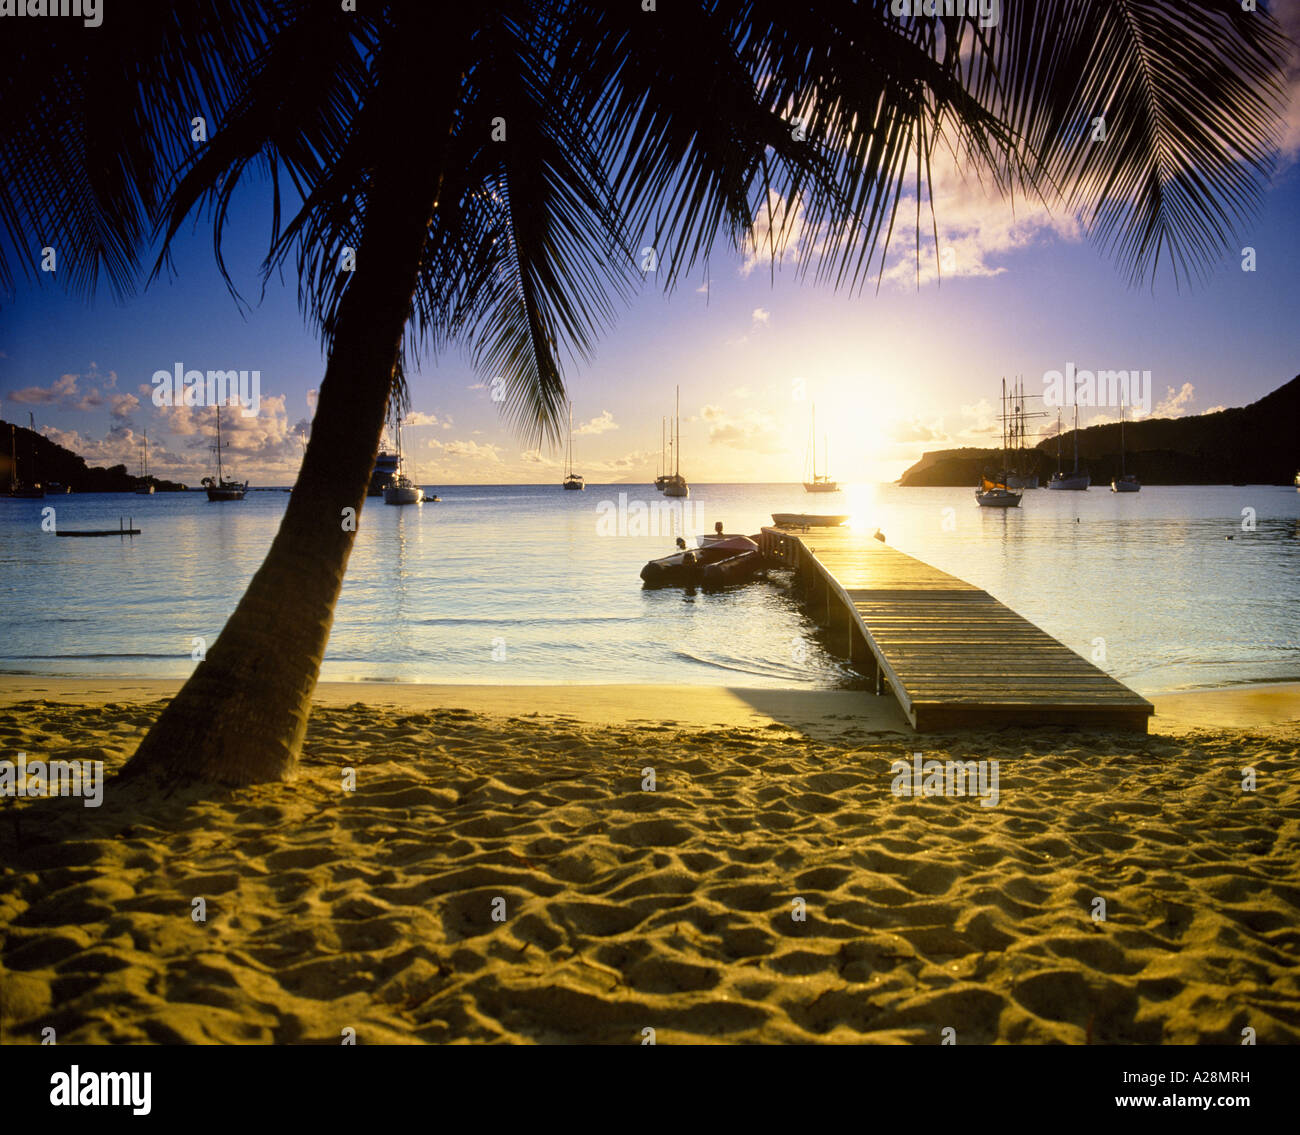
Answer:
1, 483, 1296, 694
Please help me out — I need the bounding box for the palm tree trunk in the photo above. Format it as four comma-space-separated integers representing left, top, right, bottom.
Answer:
123, 79, 452, 787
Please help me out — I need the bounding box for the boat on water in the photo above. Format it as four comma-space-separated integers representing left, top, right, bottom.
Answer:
662, 386, 689, 497
383, 414, 424, 505
802, 403, 839, 493
976, 378, 1023, 508
135, 430, 155, 494
6, 417, 44, 498
203, 406, 248, 500
1046, 379, 1089, 490
368, 446, 400, 497
1111, 394, 1141, 492
640, 533, 760, 588
1005, 377, 1046, 489
562, 402, 584, 490
771, 512, 849, 527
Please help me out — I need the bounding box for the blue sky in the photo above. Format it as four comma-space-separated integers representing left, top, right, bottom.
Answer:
3, 18, 1300, 487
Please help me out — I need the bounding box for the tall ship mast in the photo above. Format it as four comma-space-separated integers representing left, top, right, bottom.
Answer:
135, 429, 155, 494
204, 405, 248, 500
662, 385, 689, 497
563, 402, 585, 490
1046, 375, 1090, 490
802, 402, 840, 493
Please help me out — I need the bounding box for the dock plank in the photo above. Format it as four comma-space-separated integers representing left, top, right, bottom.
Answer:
761, 526, 1153, 732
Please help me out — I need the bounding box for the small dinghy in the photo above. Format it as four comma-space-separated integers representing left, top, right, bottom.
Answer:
771, 513, 849, 528
700, 549, 762, 588
640, 534, 759, 587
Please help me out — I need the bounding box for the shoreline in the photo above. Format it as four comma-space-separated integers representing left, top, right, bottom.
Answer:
2, 675, 1297, 736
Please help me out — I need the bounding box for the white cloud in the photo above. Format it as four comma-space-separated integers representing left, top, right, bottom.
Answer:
1152, 382, 1196, 418
700, 404, 783, 453
751, 307, 770, 326
877, 151, 1084, 289
109, 393, 139, 420
575, 410, 618, 436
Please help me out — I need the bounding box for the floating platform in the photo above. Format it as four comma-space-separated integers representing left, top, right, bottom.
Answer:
56, 518, 140, 538
760, 526, 1153, 732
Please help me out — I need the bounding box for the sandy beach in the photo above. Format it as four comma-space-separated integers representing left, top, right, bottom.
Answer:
2, 678, 1298, 1044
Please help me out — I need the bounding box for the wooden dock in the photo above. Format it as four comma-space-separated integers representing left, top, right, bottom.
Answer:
760, 526, 1153, 732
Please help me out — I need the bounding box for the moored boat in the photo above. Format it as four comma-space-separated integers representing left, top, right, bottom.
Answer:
771, 512, 849, 527
383, 414, 424, 505
661, 386, 689, 497
135, 430, 155, 494
562, 402, 584, 489
976, 380, 1023, 507
203, 407, 247, 500
802, 403, 839, 493
1110, 393, 1141, 492
640, 534, 758, 586
1046, 389, 1089, 490
368, 448, 400, 496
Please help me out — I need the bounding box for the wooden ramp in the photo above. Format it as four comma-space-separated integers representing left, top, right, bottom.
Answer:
760, 526, 1153, 732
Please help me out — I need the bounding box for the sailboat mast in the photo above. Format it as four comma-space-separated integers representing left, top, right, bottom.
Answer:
674, 385, 680, 477
1119, 394, 1126, 477
1056, 409, 1062, 474
215, 406, 223, 483
566, 402, 573, 476
1073, 400, 1080, 472
811, 402, 817, 480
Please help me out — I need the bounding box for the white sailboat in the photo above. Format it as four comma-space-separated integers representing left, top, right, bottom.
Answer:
563, 402, 584, 490
975, 378, 1022, 508
1046, 378, 1090, 491
662, 386, 689, 497
135, 430, 154, 494
802, 403, 839, 493
203, 406, 248, 500
383, 413, 424, 505
1111, 392, 1141, 492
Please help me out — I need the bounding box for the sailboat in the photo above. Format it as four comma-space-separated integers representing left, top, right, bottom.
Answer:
203, 406, 248, 500
1005, 378, 1045, 489
1046, 378, 1090, 490
135, 430, 155, 494
1111, 393, 1141, 492
563, 402, 584, 490
7, 418, 44, 497
662, 386, 689, 497
383, 413, 424, 505
975, 379, 1022, 508
802, 403, 839, 493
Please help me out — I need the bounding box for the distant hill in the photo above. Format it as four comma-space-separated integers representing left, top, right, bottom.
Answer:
1, 419, 189, 492
898, 374, 1300, 487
